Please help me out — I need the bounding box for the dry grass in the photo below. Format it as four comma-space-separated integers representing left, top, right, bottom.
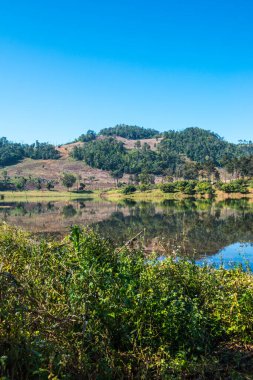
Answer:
0, 190, 100, 202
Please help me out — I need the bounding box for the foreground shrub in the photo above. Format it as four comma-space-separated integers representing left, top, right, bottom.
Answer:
1, 224, 253, 379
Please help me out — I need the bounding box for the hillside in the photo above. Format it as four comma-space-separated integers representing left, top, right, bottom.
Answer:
3, 154, 122, 191
1, 126, 253, 190
72, 127, 253, 181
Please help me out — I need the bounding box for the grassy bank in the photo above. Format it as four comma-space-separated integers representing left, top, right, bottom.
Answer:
103, 188, 182, 202
0, 189, 100, 202
1, 224, 253, 379
104, 188, 253, 203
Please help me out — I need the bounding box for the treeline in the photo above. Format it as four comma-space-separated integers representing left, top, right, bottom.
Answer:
1, 225, 253, 379
100, 124, 160, 139
77, 124, 160, 142
223, 155, 253, 177
0, 137, 60, 167
120, 179, 252, 196
160, 179, 251, 195
0, 173, 55, 192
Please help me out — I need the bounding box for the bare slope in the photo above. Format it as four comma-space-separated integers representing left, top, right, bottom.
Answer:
3, 136, 163, 190
4, 140, 120, 190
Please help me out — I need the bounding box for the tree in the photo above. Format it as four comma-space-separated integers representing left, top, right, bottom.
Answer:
61, 173, 76, 191
134, 140, 141, 149
139, 171, 155, 185
15, 177, 27, 191
46, 180, 55, 191
78, 130, 96, 142
34, 177, 43, 190
2, 170, 9, 183
111, 169, 124, 187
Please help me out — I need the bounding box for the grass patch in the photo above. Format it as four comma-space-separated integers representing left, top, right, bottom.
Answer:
104, 188, 184, 202
0, 189, 100, 202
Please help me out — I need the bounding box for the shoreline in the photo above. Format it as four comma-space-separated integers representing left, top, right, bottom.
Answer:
1, 188, 253, 203
0, 189, 100, 202
103, 188, 253, 202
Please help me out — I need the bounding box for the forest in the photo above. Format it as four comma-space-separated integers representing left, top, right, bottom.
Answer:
0, 137, 60, 167
72, 126, 253, 179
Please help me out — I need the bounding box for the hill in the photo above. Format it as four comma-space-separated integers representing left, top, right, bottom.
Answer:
72, 127, 253, 180
1, 126, 253, 190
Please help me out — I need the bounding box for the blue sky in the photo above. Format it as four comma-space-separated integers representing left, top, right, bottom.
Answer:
0, 0, 253, 144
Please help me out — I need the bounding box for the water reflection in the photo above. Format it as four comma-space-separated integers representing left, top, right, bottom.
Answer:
0, 198, 253, 262
196, 242, 253, 270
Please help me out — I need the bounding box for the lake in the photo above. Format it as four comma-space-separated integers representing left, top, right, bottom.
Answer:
1, 197, 253, 267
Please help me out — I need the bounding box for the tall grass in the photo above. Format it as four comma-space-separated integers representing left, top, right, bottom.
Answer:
1, 223, 253, 379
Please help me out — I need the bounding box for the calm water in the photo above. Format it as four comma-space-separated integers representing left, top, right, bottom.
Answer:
1, 197, 253, 266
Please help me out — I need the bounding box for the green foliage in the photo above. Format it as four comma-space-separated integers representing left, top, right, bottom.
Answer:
195, 181, 215, 195
160, 182, 177, 193
72, 137, 182, 176
160, 180, 196, 195
100, 124, 159, 139
72, 127, 253, 180
78, 129, 96, 142
0, 137, 60, 167
222, 155, 253, 177
160, 178, 251, 196
121, 185, 137, 194
217, 179, 249, 194
1, 225, 253, 378
160, 180, 215, 196
61, 173, 76, 190
14, 176, 27, 191
46, 180, 55, 191
161, 127, 252, 166
110, 169, 124, 185
72, 138, 126, 172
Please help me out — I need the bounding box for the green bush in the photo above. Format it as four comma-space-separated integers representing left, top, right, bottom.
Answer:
121, 185, 137, 194
138, 183, 153, 191
219, 179, 249, 194
195, 181, 215, 195
160, 182, 176, 193
1, 224, 253, 378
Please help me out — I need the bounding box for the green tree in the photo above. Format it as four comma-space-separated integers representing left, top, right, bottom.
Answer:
61, 173, 76, 191
15, 177, 27, 191
46, 180, 55, 191
111, 169, 124, 187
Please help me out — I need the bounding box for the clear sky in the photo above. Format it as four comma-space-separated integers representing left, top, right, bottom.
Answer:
0, 0, 253, 144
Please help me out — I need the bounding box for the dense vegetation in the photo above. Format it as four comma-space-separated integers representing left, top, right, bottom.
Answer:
161, 128, 252, 165
223, 154, 253, 177
72, 127, 253, 180
77, 129, 97, 142
1, 224, 253, 379
0, 137, 60, 167
158, 179, 251, 195
99, 124, 160, 139
72, 137, 187, 176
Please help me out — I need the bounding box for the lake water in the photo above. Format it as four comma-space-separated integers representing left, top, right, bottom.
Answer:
1, 197, 253, 267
